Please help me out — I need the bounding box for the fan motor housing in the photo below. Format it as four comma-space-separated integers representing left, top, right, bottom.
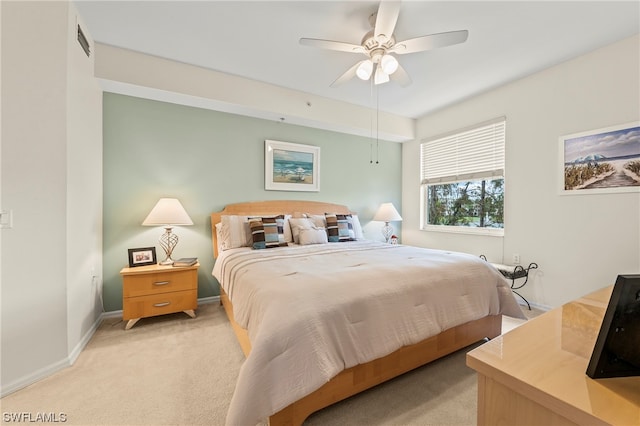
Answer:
361, 30, 395, 61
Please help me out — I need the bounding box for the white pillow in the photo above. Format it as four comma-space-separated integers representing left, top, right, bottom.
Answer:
215, 222, 224, 254
288, 217, 314, 244
299, 227, 328, 245
282, 214, 293, 243
220, 215, 251, 250
349, 214, 364, 240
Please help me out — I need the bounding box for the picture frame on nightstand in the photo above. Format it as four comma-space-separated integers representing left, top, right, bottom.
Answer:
127, 247, 157, 267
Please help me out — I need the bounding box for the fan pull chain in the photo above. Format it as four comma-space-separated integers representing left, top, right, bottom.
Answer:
376, 87, 380, 164
370, 77, 374, 164
369, 78, 380, 165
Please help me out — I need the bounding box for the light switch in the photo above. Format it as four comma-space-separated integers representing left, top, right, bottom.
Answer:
0, 210, 13, 229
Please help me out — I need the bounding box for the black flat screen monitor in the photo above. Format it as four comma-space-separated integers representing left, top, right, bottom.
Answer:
586, 274, 640, 379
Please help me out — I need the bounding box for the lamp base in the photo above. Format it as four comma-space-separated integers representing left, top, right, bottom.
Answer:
381, 222, 394, 243
159, 227, 179, 266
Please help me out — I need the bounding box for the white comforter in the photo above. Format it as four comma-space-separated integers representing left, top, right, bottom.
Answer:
212, 241, 524, 425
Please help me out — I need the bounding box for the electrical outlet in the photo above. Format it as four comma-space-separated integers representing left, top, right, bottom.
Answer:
513, 254, 520, 264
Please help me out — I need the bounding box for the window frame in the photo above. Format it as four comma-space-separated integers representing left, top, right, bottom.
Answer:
420, 117, 506, 236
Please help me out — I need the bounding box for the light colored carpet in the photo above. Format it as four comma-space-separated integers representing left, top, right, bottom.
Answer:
1, 302, 540, 425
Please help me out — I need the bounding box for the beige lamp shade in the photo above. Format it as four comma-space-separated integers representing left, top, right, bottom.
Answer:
373, 202, 402, 222
142, 198, 193, 226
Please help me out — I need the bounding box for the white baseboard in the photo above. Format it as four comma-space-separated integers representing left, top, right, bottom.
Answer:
1, 357, 71, 398
1, 312, 102, 398
198, 295, 221, 305
68, 313, 103, 365
1, 296, 221, 398
524, 300, 552, 312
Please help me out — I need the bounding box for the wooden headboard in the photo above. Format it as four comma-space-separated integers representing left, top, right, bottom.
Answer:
210, 200, 353, 258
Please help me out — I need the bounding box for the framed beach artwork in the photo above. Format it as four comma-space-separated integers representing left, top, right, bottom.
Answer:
265, 140, 320, 192
559, 122, 640, 195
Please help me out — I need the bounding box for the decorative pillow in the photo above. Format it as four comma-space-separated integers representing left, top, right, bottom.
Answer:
220, 215, 251, 250
298, 227, 328, 245
288, 217, 315, 244
305, 214, 327, 228
248, 215, 288, 249
325, 213, 355, 242
248, 218, 266, 249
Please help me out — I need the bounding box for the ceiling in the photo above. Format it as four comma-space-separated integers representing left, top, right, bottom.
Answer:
74, 1, 639, 120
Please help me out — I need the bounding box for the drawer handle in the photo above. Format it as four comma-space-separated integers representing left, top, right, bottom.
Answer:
153, 281, 170, 286
153, 302, 170, 307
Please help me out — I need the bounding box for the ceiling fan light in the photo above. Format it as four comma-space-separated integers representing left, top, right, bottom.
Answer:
374, 64, 390, 85
356, 60, 374, 80
357, 61, 374, 80
381, 54, 398, 75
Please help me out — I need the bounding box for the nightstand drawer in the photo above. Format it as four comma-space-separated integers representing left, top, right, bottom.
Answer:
123, 268, 197, 297
123, 289, 197, 320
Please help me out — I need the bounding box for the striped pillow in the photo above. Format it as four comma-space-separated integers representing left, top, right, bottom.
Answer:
249, 215, 288, 249
325, 213, 354, 242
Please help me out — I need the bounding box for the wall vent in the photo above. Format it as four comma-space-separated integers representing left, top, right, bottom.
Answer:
77, 24, 91, 58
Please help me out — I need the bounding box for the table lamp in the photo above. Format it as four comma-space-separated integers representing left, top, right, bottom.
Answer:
373, 202, 402, 243
142, 198, 193, 265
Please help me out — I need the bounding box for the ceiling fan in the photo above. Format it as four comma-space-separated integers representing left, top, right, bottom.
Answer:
300, 1, 468, 87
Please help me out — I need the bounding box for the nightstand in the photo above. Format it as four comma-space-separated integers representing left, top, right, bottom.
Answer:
120, 263, 199, 329
495, 262, 538, 310
480, 255, 538, 310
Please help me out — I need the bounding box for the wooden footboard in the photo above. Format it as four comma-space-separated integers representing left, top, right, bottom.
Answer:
220, 287, 501, 426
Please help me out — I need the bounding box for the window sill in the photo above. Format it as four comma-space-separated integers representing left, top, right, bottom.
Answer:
421, 224, 504, 237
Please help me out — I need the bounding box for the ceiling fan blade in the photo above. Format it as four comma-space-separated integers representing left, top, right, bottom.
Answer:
390, 63, 412, 87
390, 30, 469, 55
330, 60, 365, 87
300, 38, 366, 54
374, 1, 401, 44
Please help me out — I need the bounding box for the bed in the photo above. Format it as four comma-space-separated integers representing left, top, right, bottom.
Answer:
210, 200, 524, 426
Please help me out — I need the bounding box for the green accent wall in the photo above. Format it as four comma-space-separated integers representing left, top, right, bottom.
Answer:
102, 93, 402, 312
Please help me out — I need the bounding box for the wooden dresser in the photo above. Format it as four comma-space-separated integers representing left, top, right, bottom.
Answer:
120, 263, 199, 329
467, 286, 640, 425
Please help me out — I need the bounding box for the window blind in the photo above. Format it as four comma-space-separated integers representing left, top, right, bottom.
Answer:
421, 117, 506, 185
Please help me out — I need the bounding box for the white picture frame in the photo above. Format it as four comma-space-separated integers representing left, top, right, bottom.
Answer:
265, 140, 320, 192
558, 122, 640, 195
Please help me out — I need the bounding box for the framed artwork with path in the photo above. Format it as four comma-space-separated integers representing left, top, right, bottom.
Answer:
559, 122, 640, 195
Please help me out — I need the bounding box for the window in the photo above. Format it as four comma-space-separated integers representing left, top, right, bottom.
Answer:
420, 117, 506, 235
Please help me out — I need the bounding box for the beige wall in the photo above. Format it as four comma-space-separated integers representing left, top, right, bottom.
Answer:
65, 5, 103, 359
402, 35, 640, 308
1, 1, 102, 396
